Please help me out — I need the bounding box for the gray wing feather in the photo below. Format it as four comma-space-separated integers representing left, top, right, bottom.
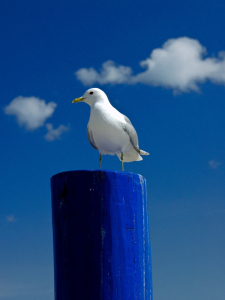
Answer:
87, 126, 98, 150
123, 115, 140, 153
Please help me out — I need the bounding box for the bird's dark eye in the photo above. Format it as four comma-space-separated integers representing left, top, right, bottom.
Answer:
89, 91, 94, 95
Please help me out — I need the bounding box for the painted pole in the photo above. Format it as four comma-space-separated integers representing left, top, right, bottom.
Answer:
51, 170, 153, 300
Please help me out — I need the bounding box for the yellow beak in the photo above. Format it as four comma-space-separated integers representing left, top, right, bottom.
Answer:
72, 97, 85, 103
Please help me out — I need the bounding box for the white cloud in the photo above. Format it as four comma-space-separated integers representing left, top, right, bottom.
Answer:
75, 37, 225, 93
208, 159, 222, 169
4, 96, 69, 142
44, 123, 69, 141
6, 214, 16, 222
76, 60, 133, 85
4, 96, 57, 130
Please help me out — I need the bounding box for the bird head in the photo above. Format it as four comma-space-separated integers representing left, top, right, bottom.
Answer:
72, 88, 109, 107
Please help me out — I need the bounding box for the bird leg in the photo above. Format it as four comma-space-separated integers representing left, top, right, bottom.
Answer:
121, 152, 124, 171
99, 154, 102, 169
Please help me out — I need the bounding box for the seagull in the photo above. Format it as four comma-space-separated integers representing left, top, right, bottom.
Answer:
72, 88, 149, 171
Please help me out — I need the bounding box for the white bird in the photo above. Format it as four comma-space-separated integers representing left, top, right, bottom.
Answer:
72, 88, 149, 171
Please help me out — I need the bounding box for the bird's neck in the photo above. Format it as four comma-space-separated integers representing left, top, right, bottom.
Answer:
92, 99, 111, 109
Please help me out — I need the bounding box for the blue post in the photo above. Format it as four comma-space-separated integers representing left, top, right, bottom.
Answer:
51, 170, 153, 300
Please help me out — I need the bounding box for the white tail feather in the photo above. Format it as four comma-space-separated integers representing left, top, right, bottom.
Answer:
139, 150, 149, 156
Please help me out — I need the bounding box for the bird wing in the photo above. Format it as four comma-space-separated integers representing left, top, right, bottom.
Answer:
123, 115, 141, 153
87, 126, 98, 150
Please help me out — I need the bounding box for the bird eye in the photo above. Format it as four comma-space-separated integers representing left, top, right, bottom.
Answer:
89, 91, 94, 95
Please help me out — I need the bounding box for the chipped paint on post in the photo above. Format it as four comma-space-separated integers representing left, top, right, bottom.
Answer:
51, 170, 153, 300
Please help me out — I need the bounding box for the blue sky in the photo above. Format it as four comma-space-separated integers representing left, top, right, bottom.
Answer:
1, 0, 225, 299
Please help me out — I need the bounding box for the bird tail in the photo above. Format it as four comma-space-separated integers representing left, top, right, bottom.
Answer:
117, 152, 143, 162
116, 147, 149, 162
139, 149, 149, 156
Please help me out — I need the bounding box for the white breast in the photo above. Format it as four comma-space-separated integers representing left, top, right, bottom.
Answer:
88, 103, 131, 155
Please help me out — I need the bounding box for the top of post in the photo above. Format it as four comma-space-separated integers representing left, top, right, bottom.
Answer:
51, 169, 146, 183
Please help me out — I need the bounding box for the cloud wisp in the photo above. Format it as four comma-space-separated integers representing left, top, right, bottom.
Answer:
6, 214, 16, 222
4, 96, 57, 130
44, 123, 69, 141
75, 37, 225, 93
208, 159, 222, 169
